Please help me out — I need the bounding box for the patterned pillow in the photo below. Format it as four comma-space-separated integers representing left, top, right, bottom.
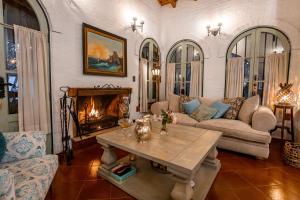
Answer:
179, 95, 196, 113
0, 131, 46, 164
222, 97, 245, 119
190, 104, 218, 122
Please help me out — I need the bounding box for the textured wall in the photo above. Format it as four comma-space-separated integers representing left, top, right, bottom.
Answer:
160, 0, 300, 99
39, 0, 162, 153
39, 0, 300, 152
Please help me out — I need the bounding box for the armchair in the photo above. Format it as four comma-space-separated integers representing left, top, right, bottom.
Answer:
0, 131, 58, 200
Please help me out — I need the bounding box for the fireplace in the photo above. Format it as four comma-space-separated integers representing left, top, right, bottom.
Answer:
68, 87, 132, 137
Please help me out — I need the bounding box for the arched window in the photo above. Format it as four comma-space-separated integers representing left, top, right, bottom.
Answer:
139, 38, 160, 112
166, 40, 204, 97
0, 0, 51, 150
226, 27, 291, 104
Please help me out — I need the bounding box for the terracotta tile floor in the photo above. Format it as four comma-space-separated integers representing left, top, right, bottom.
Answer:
46, 139, 300, 200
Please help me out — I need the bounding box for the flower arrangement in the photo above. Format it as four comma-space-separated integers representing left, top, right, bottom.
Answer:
161, 110, 174, 124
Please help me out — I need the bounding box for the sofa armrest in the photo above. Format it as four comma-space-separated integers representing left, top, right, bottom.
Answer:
1, 131, 47, 164
0, 169, 15, 199
150, 101, 169, 115
252, 106, 277, 132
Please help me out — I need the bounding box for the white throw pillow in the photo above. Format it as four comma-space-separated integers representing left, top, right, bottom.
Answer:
168, 94, 180, 112
238, 95, 260, 124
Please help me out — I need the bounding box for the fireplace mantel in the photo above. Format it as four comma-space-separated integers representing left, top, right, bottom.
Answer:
68, 87, 132, 97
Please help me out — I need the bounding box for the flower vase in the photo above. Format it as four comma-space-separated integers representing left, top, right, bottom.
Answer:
160, 120, 168, 135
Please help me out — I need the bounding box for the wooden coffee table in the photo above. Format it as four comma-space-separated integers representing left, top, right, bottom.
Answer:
97, 121, 222, 200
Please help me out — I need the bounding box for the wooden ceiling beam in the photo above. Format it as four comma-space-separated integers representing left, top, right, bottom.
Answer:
158, 0, 177, 8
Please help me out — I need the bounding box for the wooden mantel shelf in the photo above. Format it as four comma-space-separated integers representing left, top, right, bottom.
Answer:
68, 87, 132, 97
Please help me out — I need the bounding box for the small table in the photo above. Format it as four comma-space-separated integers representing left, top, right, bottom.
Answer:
96, 121, 222, 200
271, 104, 295, 142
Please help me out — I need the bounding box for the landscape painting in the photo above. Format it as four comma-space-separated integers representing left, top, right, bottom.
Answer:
83, 23, 127, 76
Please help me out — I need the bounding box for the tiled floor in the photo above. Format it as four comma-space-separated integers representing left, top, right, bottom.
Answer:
46, 139, 300, 200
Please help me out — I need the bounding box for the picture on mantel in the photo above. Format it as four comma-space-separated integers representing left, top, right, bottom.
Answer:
83, 23, 127, 77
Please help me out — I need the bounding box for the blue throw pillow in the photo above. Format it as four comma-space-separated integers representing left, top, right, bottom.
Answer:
182, 99, 201, 115
0, 132, 6, 161
211, 101, 231, 119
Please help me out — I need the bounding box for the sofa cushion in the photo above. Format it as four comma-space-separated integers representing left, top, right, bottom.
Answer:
198, 97, 218, 106
1, 131, 47, 164
168, 94, 180, 112
174, 113, 199, 127
238, 95, 260, 124
179, 95, 196, 113
222, 97, 245, 119
211, 101, 231, 119
190, 104, 218, 122
182, 99, 200, 115
0, 154, 58, 200
196, 119, 271, 144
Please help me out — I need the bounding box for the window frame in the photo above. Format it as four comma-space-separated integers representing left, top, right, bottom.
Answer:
225, 26, 291, 99
139, 38, 161, 104
166, 39, 204, 97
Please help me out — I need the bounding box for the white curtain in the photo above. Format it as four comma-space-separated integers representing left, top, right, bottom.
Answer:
166, 63, 175, 100
139, 58, 148, 112
226, 57, 244, 98
14, 25, 50, 132
263, 53, 287, 108
190, 61, 201, 97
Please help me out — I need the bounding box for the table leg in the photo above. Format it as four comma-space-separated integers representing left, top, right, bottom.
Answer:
98, 143, 117, 176
281, 108, 286, 141
169, 173, 194, 200
291, 108, 295, 142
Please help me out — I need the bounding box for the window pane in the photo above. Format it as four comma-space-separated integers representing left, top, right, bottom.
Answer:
244, 58, 251, 82
187, 44, 194, 63
142, 42, 149, 60
175, 47, 182, 63
174, 83, 180, 95
259, 33, 266, 57
185, 83, 190, 96
257, 82, 264, 103
7, 74, 18, 114
194, 50, 200, 61
3, 0, 40, 30
237, 37, 246, 57
153, 44, 159, 62
5, 28, 16, 70
152, 82, 156, 100
246, 35, 252, 58
243, 82, 249, 98
175, 64, 181, 82
186, 63, 191, 82
258, 57, 265, 81
231, 44, 237, 56
265, 33, 275, 55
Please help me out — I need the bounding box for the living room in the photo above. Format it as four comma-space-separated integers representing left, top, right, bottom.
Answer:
0, 0, 300, 199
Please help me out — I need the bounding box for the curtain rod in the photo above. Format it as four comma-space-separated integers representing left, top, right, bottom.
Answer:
0, 22, 62, 34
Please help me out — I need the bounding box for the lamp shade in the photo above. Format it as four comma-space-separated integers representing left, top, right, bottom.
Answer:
275, 83, 296, 105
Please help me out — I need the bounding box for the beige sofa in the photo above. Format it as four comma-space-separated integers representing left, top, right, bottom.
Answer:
151, 97, 277, 159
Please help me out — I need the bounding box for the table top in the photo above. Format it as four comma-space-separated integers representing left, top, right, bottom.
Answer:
96, 121, 222, 175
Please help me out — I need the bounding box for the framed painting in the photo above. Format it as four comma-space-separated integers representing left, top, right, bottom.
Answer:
83, 23, 127, 77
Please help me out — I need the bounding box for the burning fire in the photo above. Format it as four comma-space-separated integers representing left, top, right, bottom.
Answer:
89, 97, 100, 118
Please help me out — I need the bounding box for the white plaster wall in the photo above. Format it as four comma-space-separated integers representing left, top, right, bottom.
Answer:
38, 0, 300, 153
39, 0, 162, 153
160, 0, 300, 99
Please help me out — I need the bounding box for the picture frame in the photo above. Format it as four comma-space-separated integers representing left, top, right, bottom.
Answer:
83, 23, 127, 77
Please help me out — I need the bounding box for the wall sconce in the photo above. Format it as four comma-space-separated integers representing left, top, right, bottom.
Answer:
207, 23, 222, 36
131, 17, 144, 32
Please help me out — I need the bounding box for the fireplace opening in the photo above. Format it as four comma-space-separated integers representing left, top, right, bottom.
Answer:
77, 95, 120, 134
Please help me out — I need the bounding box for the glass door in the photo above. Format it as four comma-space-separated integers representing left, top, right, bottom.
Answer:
227, 27, 291, 101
